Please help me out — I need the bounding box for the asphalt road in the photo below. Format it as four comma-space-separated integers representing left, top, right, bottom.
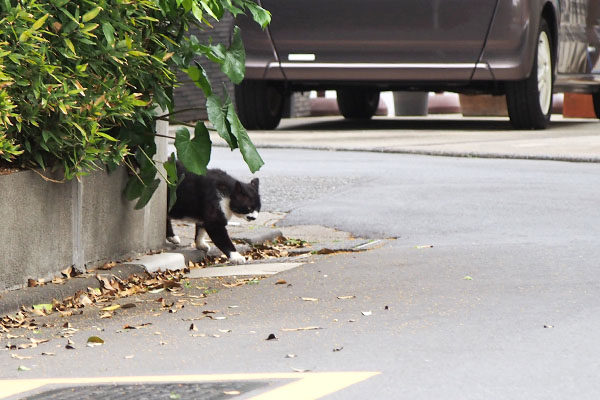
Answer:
3, 116, 600, 399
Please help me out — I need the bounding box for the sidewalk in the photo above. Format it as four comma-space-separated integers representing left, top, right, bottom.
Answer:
179, 115, 600, 163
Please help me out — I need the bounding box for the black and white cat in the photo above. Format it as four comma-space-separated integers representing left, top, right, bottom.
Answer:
166, 161, 261, 264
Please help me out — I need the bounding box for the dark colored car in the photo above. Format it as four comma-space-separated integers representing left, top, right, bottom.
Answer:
234, 0, 600, 130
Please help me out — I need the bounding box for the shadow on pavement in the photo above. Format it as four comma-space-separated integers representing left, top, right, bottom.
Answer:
277, 117, 590, 132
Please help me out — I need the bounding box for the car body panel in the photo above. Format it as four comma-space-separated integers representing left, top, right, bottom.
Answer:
261, 0, 497, 81
238, 0, 600, 93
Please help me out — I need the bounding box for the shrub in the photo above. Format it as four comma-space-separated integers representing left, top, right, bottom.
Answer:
0, 0, 268, 207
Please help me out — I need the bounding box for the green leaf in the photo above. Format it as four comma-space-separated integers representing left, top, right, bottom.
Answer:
174, 124, 211, 176
33, 304, 53, 312
102, 22, 115, 45
226, 102, 263, 173
206, 95, 236, 149
18, 366, 31, 371
163, 153, 180, 212
86, 336, 105, 344
245, 3, 271, 29
191, 3, 204, 22
186, 62, 212, 96
32, 14, 50, 31
221, 26, 245, 84
82, 7, 102, 23
64, 38, 76, 54
134, 178, 160, 210
124, 177, 144, 201
96, 131, 118, 142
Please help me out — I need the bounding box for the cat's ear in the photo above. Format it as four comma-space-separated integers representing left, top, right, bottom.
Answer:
234, 181, 243, 193
250, 178, 259, 190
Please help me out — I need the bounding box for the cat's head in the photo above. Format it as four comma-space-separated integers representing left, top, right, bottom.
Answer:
230, 178, 261, 221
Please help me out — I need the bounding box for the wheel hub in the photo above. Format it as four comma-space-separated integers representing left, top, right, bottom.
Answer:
537, 31, 552, 114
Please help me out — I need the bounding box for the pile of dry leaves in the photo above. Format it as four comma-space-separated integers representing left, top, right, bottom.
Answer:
1, 238, 308, 336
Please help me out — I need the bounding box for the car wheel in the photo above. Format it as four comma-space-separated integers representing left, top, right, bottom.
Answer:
234, 80, 284, 130
336, 87, 380, 119
505, 19, 554, 130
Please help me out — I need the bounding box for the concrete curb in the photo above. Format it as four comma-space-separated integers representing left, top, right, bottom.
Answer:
232, 228, 284, 246
0, 228, 284, 316
214, 143, 600, 164
0, 264, 148, 317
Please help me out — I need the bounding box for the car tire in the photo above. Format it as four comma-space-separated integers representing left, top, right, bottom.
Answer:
336, 87, 380, 119
234, 80, 284, 130
505, 19, 554, 130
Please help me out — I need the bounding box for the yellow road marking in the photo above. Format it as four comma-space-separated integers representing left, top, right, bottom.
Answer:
0, 372, 379, 400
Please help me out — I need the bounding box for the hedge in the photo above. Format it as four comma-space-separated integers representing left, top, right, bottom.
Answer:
0, 0, 269, 208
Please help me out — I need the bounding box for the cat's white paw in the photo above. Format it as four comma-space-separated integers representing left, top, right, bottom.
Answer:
228, 252, 246, 264
195, 240, 210, 252
167, 235, 181, 245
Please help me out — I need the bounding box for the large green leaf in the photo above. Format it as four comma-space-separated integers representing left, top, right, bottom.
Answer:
221, 26, 245, 84
174, 124, 211, 176
206, 94, 237, 149
134, 178, 160, 210
226, 101, 263, 173
244, 2, 271, 29
186, 61, 212, 96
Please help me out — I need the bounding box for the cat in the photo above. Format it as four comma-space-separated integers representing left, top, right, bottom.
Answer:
166, 161, 261, 264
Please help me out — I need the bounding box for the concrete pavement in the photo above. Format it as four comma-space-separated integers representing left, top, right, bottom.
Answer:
184, 115, 600, 163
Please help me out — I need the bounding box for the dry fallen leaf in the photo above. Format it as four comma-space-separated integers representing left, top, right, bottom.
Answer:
41, 352, 55, 356
101, 304, 120, 312
337, 295, 356, 300
62, 266, 74, 278
224, 391, 241, 395
266, 333, 278, 341
79, 295, 93, 307
275, 279, 287, 285
28, 279, 40, 288
301, 297, 318, 302
11, 354, 32, 360
280, 326, 323, 332
123, 323, 151, 330
285, 354, 297, 358
361, 311, 372, 316
189, 323, 198, 332
291, 368, 311, 373
98, 262, 116, 270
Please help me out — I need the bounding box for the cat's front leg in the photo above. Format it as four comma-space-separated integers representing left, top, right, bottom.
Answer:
204, 223, 246, 264
194, 225, 210, 252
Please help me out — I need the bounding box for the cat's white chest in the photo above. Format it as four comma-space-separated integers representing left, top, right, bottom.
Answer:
220, 197, 233, 221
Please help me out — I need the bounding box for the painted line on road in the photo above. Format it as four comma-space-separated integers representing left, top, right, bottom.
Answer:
0, 371, 380, 399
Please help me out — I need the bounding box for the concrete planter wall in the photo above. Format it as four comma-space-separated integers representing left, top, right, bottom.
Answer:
0, 121, 169, 292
